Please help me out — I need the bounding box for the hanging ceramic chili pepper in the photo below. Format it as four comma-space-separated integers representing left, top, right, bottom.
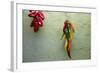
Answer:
61, 20, 75, 58
28, 10, 45, 32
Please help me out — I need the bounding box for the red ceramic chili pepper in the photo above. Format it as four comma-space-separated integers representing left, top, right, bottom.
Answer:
38, 17, 43, 27
38, 11, 45, 20
63, 21, 67, 33
34, 22, 39, 32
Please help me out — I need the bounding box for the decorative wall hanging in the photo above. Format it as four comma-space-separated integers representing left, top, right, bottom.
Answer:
11, 1, 97, 71
61, 20, 75, 58
28, 10, 45, 32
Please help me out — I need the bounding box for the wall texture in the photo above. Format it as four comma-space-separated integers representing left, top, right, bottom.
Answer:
23, 10, 91, 62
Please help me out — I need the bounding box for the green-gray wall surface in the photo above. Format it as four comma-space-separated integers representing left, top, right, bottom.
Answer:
23, 10, 91, 62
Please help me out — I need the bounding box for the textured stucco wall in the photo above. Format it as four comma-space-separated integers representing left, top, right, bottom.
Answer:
23, 10, 91, 62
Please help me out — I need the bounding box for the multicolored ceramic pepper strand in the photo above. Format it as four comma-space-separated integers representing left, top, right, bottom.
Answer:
28, 10, 45, 32
61, 20, 75, 58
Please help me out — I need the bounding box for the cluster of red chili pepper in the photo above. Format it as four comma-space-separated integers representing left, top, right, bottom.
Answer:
28, 10, 45, 32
